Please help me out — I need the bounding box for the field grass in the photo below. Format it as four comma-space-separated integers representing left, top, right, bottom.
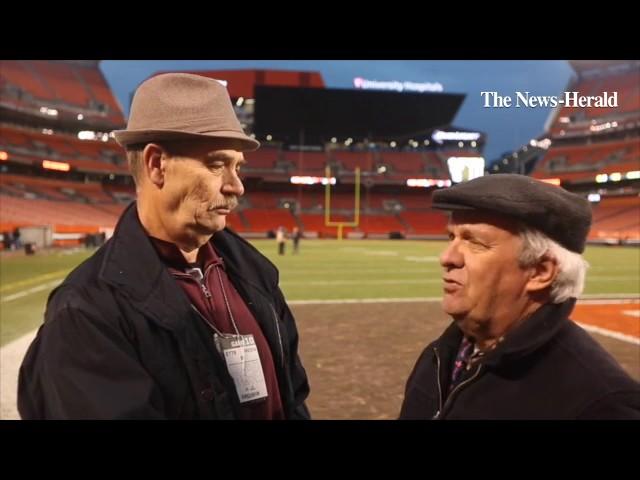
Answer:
1, 241, 638, 347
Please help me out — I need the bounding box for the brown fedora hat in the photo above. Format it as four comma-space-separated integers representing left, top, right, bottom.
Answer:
113, 73, 260, 151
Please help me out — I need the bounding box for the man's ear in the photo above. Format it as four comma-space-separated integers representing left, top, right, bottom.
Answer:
525, 254, 559, 294
143, 143, 167, 188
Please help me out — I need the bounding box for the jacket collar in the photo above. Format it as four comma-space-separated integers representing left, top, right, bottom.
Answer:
434, 299, 576, 369
99, 202, 279, 331
99, 202, 190, 331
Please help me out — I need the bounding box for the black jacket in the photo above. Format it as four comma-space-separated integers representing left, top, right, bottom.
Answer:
400, 299, 640, 420
18, 203, 311, 419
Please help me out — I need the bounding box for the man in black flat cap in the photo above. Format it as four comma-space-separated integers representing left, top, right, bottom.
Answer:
18, 73, 310, 419
400, 174, 640, 419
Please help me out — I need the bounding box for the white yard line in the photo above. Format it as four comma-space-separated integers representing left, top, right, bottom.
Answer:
288, 297, 443, 305
0, 330, 38, 420
1, 280, 63, 303
281, 279, 442, 286
575, 323, 640, 346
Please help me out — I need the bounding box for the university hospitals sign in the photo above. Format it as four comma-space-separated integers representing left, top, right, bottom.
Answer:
353, 77, 444, 93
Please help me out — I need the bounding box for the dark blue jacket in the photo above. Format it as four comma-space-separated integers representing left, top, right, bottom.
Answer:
400, 300, 640, 419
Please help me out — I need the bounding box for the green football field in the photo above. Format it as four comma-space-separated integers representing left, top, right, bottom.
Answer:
1, 240, 639, 347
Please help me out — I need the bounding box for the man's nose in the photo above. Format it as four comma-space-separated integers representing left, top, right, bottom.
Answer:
440, 239, 463, 269
222, 168, 244, 197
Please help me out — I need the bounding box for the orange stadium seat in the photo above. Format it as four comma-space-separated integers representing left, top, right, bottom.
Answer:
399, 210, 449, 235
332, 151, 374, 172
0, 60, 55, 100
242, 208, 297, 232
379, 151, 424, 173
244, 146, 280, 169
282, 150, 327, 173
29, 61, 91, 107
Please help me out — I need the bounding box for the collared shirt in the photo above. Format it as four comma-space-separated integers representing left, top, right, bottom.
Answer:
449, 337, 474, 393
149, 236, 285, 420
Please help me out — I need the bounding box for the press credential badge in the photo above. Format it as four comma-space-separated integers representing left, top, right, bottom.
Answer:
215, 334, 268, 403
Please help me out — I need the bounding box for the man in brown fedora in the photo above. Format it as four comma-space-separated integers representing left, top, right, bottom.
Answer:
18, 73, 311, 419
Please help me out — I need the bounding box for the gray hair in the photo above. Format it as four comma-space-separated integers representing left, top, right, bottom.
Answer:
125, 145, 145, 185
517, 225, 589, 303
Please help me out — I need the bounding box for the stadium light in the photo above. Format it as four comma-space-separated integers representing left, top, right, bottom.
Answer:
42, 160, 70, 172
406, 178, 452, 188
266, 134, 273, 141
540, 178, 561, 186
458, 141, 464, 148
423, 140, 430, 146
0, 151, 9, 161
39, 107, 58, 116
626, 171, 640, 180
595, 174, 608, 183
78, 131, 97, 140
290, 176, 336, 185
471, 141, 477, 147
331, 137, 337, 143
587, 193, 601, 203
609, 172, 622, 182
537, 138, 552, 149
77, 114, 84, 120
390, 141, 397, 148
447, 157, 485, 183
236, 97, 244, 107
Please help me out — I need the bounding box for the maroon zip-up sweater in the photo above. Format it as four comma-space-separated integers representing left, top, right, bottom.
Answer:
150, 236, 284, 420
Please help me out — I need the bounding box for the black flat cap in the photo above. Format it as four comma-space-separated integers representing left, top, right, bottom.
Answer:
432, 174, 592, 253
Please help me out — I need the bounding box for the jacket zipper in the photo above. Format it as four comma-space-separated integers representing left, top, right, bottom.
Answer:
433, 347, 443, 419
436, 364, 483, 419
269, 303, 285, 369
172, 265, 217, 317
200, 265, 215, 311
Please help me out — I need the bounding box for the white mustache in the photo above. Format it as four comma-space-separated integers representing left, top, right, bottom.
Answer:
209, 197, 238, 210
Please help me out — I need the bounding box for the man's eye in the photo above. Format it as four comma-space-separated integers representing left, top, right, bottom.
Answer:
469, 239, 487, 248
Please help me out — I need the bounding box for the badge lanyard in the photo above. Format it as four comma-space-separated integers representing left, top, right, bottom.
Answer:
192, 265, 268, 403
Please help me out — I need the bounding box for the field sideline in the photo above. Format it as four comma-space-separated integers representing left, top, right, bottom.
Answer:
1, 240, 639, 346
